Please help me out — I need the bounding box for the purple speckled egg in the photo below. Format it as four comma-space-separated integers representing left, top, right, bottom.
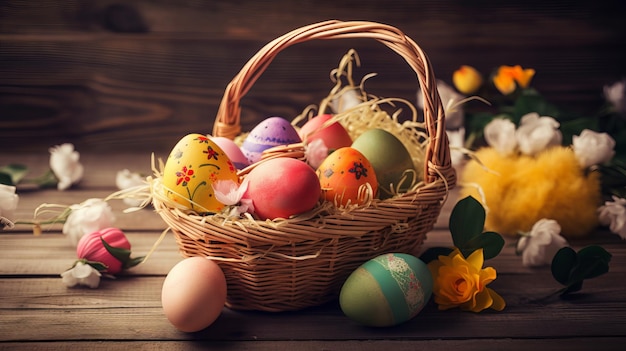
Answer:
241, 117, 301, 164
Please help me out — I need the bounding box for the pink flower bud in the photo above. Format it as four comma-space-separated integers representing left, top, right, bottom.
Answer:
76, 227, 131, 274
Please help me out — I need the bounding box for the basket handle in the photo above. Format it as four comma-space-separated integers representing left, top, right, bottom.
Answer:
213, 20, 453, 184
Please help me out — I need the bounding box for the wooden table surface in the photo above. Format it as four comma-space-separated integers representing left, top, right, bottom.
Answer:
1, 152, 625, 350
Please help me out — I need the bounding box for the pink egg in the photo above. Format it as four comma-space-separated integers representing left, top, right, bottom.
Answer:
241, 117, 301, 164
245, 158, 321, 220
161, 257, 227, 332
210, 136, 250, 169
299, 113, 352, 151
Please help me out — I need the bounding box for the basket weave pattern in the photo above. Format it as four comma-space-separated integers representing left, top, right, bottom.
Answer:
153, 20, 456, 312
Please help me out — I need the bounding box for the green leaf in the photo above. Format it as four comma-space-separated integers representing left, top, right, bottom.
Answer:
450, 196, 486, 248
100, 237, 145, 270
101, 237, 132, 263
419, 247, 454, 264
0, 173, 12, 186
125, 256, 145, 269
551, 245, 612, 296
86, 261, 109, 272
570, 246, 612, 281
551, 246, 577, 285
0, 164, 28, 185
513, 93, 561, 121
448, 196, 504, 260
462, 231, 505, 260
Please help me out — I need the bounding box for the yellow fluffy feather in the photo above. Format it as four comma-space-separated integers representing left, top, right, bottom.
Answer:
460, 146, 601, 238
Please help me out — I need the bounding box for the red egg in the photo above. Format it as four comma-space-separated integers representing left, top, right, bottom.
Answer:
299, 114, 352, 151
245, 158, 321, 220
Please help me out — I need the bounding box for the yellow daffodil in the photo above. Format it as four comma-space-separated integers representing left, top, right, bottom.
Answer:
427, 248, 505, 312
493, 65, 536, 95
453, 65, 484, 94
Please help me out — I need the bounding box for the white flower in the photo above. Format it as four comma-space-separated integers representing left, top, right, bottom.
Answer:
484, 117, 518, 155
115, 169, 145, 207
0, 184, 19, 229
61, 261, 102, 288
63, 198, 116, 246
598, 196, 626, 239
515, 113, 562, 156
49, 143, 84, 190
517, 219, 568, 267
604, 79, 626, 115
332, 88, 362, 113
446, 127, 466, 167
572, 129, 616, 168
417, 80, 465, 130
212, 179, 254, 217
305, 139, 329, 170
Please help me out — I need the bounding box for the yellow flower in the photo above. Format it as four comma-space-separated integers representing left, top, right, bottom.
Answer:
427, 249, 505, 312
493, 65, 536, 95
452, 65, 483, 94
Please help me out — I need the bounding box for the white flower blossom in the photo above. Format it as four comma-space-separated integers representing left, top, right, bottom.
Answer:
417, 80, 465, 130
63, 198, 115, 246
446, 127, 466, 167
598, 196, 626, 239
517, 219, 568, 267
332, 88, 362, 113
484, 117, 518, 156
604, 79, 626, 115
515, 113, 563, 156
115, 169, 145, 207
49, 143, 84, 190
0, 184, 19, 229
212, 179, 254, 217
305, 139, 330, 170
572, 129, 616, 168
61, 261, 101, 288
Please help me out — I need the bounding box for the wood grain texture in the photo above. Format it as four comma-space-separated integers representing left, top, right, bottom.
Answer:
1, 152, 626, 349
1, 0, 625, 152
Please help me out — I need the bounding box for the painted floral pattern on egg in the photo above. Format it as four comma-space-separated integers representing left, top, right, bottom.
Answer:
162, 134, 239, 213
317, 147, 377, 206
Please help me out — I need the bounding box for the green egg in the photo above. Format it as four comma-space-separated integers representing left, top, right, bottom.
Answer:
339, 253, 433, 327
351, 129, 415, 199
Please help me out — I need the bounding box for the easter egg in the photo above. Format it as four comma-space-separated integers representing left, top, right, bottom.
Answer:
316, 147, 377, 206
241, 117, 301, 164
162, 133, 239, 213
339, 253, 433, 327
351, 129, 415, 199
161, 257, 227, 332
298, 113, 353, 151
245, 157, 321, 220
210, 136, 250, 169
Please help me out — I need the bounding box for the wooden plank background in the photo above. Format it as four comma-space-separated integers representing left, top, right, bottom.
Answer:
1, 0, 625, 153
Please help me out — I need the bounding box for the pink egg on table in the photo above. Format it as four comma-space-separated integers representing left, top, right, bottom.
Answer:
210, 136, 250, 170
244, 157, 321, 220
241, 117, 301, 164
299, 113, 352, 151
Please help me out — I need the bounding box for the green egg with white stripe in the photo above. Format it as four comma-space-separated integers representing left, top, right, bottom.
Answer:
339, 253, 433, 327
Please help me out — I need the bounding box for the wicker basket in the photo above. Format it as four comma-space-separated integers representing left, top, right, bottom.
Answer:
152, 20, 456, 312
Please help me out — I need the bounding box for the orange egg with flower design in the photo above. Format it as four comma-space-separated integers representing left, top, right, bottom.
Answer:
316, 147, 377, 206
162, 133, 240, 213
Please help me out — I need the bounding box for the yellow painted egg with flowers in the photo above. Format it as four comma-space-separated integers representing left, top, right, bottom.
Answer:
162, 133, 239, 214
